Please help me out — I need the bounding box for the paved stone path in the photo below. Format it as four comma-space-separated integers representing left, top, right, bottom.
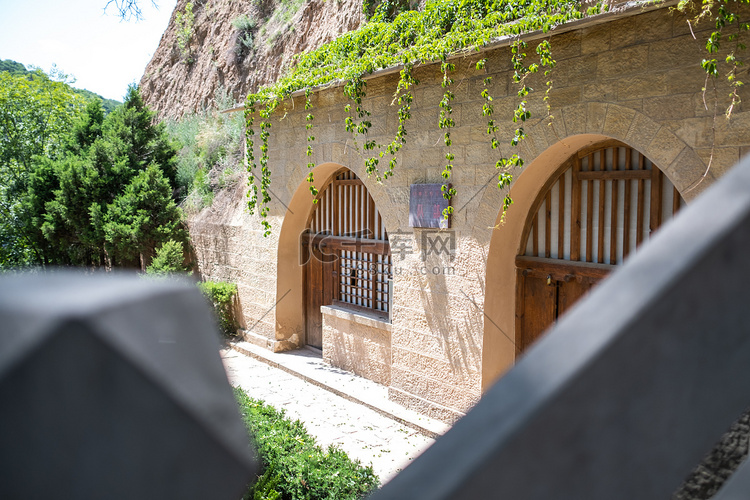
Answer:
221, 348, 435, 484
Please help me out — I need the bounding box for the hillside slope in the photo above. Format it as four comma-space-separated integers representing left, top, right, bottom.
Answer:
140, 0, 364, 119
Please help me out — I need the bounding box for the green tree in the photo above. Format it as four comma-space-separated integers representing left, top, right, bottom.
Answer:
42, 155, 107, 266
40, 86, 182, 269
102, 85, 177, 187
146, 239, 189, 275
68, 99, 105, 155
0, 77, 183, 270
0, 70, 85, 266
0, 71, 83, 173
41, 100, 122, 267
37, 100, 108, 266
0, 59, 28, 76
103, 164, 184, 269
0, 80, 183, 271
1, 59, 122, 114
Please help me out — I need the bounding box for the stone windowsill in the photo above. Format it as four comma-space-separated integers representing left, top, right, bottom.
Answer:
320, 305, 392, 331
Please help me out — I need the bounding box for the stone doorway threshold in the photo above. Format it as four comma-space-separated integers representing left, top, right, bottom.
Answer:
227, 340, 449, 438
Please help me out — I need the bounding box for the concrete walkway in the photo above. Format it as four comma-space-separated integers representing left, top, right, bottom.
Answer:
221, 341, 450, 484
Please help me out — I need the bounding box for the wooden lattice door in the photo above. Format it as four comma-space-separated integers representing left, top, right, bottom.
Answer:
515, 142, 685, 353
301, 170, 391, 349
303, 246, 335, 349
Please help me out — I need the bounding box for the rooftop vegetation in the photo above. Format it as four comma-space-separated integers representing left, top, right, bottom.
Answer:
243, 0, 606, 235
241, 0, 747, 235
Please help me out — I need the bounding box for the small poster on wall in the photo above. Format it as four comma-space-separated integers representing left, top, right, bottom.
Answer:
409, 184, 451, 228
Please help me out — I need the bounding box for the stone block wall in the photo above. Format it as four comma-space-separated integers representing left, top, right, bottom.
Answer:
187, 181, 281, 349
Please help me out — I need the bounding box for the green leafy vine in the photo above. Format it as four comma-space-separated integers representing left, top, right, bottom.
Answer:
678, 0, 750, 119
439, 61, 457, 217
237, 0, 748, 232
243, 0, 597, 232
244, 100, 258, 213
477, 58, 513, 215
305, 88, 318, 199
258, 103, 274, 236
382, 63, 417, 181
676, 0, 750, 189
244, 98, 276, 237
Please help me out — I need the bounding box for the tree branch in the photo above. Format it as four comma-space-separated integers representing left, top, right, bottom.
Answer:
104, 0, 159, 21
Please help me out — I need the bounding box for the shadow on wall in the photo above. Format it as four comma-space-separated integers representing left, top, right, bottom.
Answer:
414, 233, 483, 389
323, 314, 391, 386
231, 291, 247, 332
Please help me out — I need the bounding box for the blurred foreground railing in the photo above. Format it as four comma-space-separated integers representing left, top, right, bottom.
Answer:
0, 273, 256, 499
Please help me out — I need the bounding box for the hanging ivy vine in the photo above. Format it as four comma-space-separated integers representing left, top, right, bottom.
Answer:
305, 88, 317, 199
677, 0, 750, 190
242, 0, 615, 234
439, 60, 457, 217
477, 57, 514, 217
678, 0, 750, 118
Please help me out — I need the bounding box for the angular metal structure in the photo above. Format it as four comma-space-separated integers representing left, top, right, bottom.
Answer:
0, 273, 256, 499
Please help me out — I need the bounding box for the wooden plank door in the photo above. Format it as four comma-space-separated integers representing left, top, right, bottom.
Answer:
303, 245, 336, 349
303, 169, 391, 348
557, 278, 596, 318
518, 273, 557, 352
518, 270, 603, 353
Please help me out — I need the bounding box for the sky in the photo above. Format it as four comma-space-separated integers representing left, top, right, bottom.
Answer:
0, 0, 178, 101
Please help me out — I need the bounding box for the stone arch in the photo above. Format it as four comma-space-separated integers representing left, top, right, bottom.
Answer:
534, 103, 708, 199
275, 161, 392, 350
275, 162, 342, 350
481, 105, 707, 390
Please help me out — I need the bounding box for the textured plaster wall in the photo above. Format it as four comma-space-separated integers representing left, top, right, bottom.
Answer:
189, 4, 750, 421
321, 306, 391, 386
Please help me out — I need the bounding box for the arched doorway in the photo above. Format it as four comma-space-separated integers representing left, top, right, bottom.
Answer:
515, 140, 685, 353
301, 169, 392, 349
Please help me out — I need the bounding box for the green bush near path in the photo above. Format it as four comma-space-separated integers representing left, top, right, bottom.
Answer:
198, 280, 239, 335
234, 387, 379, 500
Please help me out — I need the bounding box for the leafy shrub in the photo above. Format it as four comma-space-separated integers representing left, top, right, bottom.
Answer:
232, 13, 258, 32
175, 2, 195, 64
167, 87, 245, 213
168, 115, 202, 191
198, 280, 238, 334
238, 31, 255, 54
234, 388, 379, 499
192, 168, 214, 206
232, 14, 258, 60
146, 239, 189, 275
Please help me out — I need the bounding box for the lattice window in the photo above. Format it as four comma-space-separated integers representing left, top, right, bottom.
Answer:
522, 142, 685, 265
307, 170, 392, 314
